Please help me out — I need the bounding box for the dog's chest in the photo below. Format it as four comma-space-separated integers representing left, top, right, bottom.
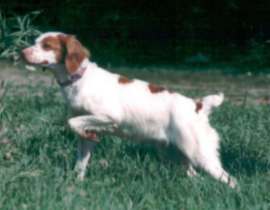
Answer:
62, 84, 87, 112
61, 82, 108, 115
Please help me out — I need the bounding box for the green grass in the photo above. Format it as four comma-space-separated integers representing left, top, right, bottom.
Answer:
0, 83, 270, 210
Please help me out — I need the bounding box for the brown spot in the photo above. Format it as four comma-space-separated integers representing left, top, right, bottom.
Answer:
83, 130, 99, 142
41, 60, 49, 64
196, 101, 203, 113
41, 35, 90, 74
58, 35, 90, 74
118, 75, 133, 84
148, 83, 166, 93
41, 36, 63, 62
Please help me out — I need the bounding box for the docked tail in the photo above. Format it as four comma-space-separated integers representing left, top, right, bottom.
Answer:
196, 93, 224, 116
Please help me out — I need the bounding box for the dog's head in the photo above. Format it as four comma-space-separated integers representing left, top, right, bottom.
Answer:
22, 32, 90, 74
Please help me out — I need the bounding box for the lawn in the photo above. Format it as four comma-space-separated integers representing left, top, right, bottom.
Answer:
0, 64, 270, 210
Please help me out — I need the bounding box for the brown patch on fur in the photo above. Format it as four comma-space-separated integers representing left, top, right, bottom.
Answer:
41, 60, 49, 64
196, 101, 203, 113
41, 36, 63, 62
40, 35, 90, 74
118, 75, 133, 84
148, 83, 166, 93
58, 35, 90, 74
83, 130, 99, 142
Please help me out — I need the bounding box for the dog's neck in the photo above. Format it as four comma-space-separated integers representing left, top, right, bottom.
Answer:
45, 59, 89, 87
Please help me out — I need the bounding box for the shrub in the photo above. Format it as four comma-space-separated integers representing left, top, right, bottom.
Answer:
0, 11, 41, 62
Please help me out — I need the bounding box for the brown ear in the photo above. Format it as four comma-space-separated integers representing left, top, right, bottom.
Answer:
59, 35, 90, 74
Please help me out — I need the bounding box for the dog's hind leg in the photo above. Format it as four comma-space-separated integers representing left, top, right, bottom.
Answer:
193, 127, 237, 188
186, 162, 198, 177
172, 122, 237, 188
197, 155, 237, 188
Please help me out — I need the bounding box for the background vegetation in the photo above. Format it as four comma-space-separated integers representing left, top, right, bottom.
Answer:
1, 0, 270, 69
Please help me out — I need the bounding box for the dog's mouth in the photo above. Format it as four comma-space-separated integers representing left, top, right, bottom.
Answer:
21, 49, 51, 71
20, 53, 54, 72
22, 60, 49, 72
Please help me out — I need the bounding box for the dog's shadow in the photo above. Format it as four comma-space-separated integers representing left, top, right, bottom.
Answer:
107, 138, 269, 177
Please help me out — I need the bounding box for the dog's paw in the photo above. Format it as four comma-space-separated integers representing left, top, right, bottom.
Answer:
83, 129, 99, 142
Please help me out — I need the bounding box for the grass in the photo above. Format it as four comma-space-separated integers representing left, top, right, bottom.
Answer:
0, 82, 270, 210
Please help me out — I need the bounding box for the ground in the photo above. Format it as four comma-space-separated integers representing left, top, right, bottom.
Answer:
1, 60, 270, 105
0, 60, 270, 210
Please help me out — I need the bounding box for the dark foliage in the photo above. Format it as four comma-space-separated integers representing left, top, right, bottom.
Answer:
2, 0, 270, 66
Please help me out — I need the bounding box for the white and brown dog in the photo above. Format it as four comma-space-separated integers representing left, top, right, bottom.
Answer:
22, 32, 237, 188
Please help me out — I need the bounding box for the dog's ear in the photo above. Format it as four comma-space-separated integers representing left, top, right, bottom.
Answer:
59, 35, 90, 74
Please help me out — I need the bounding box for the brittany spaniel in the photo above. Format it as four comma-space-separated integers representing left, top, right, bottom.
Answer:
22, 32, 237, 188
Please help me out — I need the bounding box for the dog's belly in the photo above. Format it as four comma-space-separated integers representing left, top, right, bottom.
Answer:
116, 117, 170, 144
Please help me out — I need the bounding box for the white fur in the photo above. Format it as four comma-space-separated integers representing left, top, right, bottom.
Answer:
23, 32, 237, 188
23, 32, 63, 64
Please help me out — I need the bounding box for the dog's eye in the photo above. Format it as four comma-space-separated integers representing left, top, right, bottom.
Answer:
42, 43, 51, 50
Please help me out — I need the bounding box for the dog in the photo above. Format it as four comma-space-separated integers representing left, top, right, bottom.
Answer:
22, 32, 237, 188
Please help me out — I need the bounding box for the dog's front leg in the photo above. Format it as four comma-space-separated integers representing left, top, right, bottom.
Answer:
74, 139, 96, 180
68, 115, 117, 180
